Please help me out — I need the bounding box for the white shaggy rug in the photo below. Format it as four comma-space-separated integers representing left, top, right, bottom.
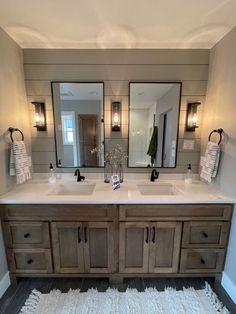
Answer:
20, 282, 229, 314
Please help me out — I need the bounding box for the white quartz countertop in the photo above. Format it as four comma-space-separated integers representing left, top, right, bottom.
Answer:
0, 176, 235, 204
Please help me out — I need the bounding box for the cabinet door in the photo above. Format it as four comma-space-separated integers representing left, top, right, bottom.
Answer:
119, 222, 149, 273
51, 222, 84, 273
83, 222, 114, 273
149, 222, 181, 273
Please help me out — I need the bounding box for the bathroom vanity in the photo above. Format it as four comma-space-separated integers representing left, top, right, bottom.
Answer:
0, 179, 233, 284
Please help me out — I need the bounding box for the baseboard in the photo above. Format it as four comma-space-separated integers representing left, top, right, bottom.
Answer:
221, 272, 236, 304
0, 271, 10, 299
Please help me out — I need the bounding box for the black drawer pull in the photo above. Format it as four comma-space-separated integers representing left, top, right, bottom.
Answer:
202, 231, 208, 238
200, 258, 205, 265
78, 227, 81, 243
145, 227, 149, 243
27, 259, 33, 265
24, 233, 30, 238
84, 227, 87, 243
152, 227, 156, 243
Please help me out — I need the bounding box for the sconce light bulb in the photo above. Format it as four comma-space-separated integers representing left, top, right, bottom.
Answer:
113, 113, 119, 124
35, 113, 40, 124
192, 113, 198, 125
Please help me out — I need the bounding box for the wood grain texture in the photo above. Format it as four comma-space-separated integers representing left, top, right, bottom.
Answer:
149, 222, 182, 273
180, 248, 225, 273
2, 204, 116, 221
119, 222, 150, 273
51, 222, 85, 273
119, 204, 233, 221
83, 222, 115, 273
3, 222, 50, 249
7, 249, 52, 273
182, 221, 230, 248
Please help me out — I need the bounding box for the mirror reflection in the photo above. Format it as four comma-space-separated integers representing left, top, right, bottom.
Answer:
129, 82, 182, 168
52, 82, 104, 167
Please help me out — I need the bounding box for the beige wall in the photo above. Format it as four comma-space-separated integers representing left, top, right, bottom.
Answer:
23, 49, 209, 173
201, 27, 236, 302
0, 28, 30, 281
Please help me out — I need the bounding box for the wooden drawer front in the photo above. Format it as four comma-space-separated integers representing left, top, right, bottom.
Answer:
8, 249, 52, 273
120, 204, 232, 221
3, 204, 115, 221
180, 249, 225, 273
5, 222, 50, 248
182, 222, 229, 248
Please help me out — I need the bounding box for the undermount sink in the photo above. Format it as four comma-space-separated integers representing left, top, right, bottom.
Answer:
49, 183, 96, 196
137, 183, 179, 195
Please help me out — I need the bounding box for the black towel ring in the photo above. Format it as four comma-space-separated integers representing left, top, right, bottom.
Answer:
208, 128, 223, 145
8, 127, 24, 142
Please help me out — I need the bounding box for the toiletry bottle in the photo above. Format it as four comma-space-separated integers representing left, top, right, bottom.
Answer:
48, 163, 56, 184
57, 159, 62, 180
185, 163, 193, 184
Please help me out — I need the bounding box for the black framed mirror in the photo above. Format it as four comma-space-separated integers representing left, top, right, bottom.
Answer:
51, 82, 104, 168
128, 82, 182, 168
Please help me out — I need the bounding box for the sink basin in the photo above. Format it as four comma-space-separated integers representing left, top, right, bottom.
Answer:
49, 183, 95, 196
137, 183, 178, 195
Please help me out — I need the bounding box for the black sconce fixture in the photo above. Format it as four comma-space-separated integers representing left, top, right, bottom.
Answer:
32, 102, 47, 131
185, 102, 201, 132
111, 101, 121, 132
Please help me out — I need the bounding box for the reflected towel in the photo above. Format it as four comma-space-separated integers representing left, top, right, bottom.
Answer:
200, 141, 220, 183
10, 141, 31, 184
147, 126, 158, 164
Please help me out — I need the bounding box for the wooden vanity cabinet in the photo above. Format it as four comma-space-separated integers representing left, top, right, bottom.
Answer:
0, 203, 232, 283
119, 222, 181, 273
51, 221, 115, 274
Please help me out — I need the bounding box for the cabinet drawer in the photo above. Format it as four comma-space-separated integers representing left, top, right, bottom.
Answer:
182, 222, 229, 248
180, 249, 225, 273
4, 222, 50, 248
7, 249, 52, 273
120, 204, 232, 221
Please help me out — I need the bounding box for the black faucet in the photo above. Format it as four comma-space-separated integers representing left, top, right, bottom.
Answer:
150, 169, 159, 182
74, 169, 85, 182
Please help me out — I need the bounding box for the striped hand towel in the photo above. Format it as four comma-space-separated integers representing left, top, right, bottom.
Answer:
200, 141, 220, 183
10, 141, 31, 184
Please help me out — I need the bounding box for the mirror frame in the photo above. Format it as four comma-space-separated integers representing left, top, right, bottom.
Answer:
51, 81, 105, 168
128, 81, 182, 168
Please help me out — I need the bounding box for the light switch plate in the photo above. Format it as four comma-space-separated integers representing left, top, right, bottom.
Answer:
183, 140, 195, 150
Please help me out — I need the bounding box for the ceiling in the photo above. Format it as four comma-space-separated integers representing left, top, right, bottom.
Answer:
0, 0, 236, 49
59, 83, 103, 100
130, 83, 174, 109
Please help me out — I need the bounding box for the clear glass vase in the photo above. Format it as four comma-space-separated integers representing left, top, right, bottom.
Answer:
104, 161, 112, 183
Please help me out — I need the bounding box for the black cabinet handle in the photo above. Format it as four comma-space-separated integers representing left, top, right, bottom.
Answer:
145, 227, 149, 243
27, 259, 33, 265
152, 227, 156, 243
84, 227, 87, 243
78, 227, 81, 243
200, 258, 205, 265
24, 233, 30, 238
202, 231, 208, 238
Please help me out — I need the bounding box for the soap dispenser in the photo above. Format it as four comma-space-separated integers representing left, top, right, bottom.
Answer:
185, 163, 193, 184
48, 163, 56, 184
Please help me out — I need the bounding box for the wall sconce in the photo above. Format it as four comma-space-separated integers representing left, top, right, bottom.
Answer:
32, 102, 47, 131
185, 102, 201, 132
111, 101, 121, 132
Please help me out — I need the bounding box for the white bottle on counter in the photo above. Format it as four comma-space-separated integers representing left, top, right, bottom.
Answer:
184, 163, 193, 184
48, 163, 56, 184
